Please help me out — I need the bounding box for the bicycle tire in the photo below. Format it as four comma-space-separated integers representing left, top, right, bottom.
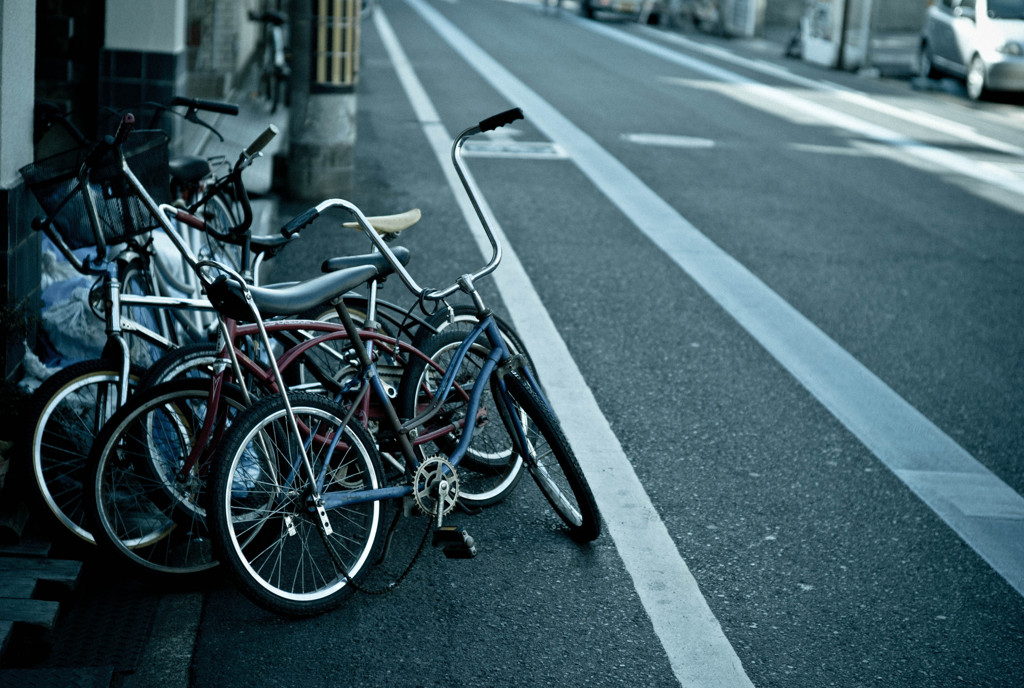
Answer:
117, 257, 175, 366
197, 191, 245, 276
24, 359, 143, 544
208, 392, 386, 617
140, 342, 222, 389
84, 378, 250, 579
415, 306, 536, 373
496, 373, 601, 542
287, 301, 408, 399
397, 327, 524, 508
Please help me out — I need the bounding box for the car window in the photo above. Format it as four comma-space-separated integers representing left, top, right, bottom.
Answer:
988, 0, 1024, 18
958, 0, 976, 10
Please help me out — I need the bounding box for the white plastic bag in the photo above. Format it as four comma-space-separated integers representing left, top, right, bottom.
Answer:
18, 343, 62, 394
42, 286, 105, 362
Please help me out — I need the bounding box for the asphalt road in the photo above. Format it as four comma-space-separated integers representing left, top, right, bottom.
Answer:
187, 2, 1024, 686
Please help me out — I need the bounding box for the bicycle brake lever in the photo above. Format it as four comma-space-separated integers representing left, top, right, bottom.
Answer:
184, 108, 225, 142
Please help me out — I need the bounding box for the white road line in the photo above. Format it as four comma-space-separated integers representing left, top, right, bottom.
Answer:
404, 0, 1024, 600
632, 24, 1024, 159
376, 6, 754, 688
577, 17, 1024, 198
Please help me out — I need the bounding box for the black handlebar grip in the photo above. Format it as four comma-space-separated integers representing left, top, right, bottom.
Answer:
281, 207, 320, 237
245, 124, 279, 159
172, 96, 240, 116
85, 113, 134, 168
479, 108, 524, 133
113, 113, 135, 146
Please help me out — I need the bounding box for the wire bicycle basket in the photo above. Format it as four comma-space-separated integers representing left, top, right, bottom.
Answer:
21, 129, 171, 258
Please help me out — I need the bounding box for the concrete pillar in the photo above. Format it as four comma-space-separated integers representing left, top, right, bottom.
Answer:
287, 0, 360, 201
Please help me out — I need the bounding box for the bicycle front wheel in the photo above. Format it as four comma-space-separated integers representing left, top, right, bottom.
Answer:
197, 191, 245, 276
209, 392, 386, 617
497, 373, 601, 542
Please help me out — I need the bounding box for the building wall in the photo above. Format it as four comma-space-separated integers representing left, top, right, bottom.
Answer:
1, 0, 263, 382
762, 0, 930, 32
872, 0, 930, 32
763, 0, 807, 27
0, 0, 39, 381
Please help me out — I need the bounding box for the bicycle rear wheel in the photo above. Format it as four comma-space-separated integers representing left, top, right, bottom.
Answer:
84, 379, 250, 578
25, 359, 142, 544
208, 392, 385, 617
140, 342, 222, 389
398, 328, 523, 508
496, 373, 601, 542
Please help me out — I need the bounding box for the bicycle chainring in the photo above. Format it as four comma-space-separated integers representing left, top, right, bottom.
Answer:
412, 455, 459, 518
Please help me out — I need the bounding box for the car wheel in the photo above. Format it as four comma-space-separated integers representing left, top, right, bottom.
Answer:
918, 45, 938, 80
966, 55, 987, 101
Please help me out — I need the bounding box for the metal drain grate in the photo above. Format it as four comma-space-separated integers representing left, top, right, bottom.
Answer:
0, 667, 114, 688
43, 566, 160, 670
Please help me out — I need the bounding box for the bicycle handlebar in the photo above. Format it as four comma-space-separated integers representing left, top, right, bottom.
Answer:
84, 113, 135, 169
170, 96, 240, 117
281, 207, 319, 238
284, 107, 525, 301
183, 124, 277, 243
244, 124, 279, 161
478, 108, 523, 133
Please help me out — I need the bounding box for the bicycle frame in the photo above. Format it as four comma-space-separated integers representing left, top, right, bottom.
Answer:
217, 108, 537, 518
323, 313, 516, 510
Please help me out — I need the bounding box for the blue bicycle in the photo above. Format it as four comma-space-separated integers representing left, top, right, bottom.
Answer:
205, 109, 601, 617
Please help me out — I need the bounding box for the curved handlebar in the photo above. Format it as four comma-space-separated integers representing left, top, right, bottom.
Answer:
296, 107, 525, 302
171, 96, 240, 117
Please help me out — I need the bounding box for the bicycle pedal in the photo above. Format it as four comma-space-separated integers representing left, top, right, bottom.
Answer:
432, 526, 477, 559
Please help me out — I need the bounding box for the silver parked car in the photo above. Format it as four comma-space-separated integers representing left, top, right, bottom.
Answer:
918, 0, 1024, 100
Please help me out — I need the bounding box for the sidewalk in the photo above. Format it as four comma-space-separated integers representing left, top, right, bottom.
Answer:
0, 63, 289, 688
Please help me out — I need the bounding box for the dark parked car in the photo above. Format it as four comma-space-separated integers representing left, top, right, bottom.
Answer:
918, 0, 1024, 100
579, 0, 642, 19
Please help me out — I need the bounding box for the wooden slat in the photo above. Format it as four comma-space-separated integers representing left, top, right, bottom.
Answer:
0, 537, 52, 558
0, 558, 82, 586
0, 598, 59, 629
0, 577, 38, 598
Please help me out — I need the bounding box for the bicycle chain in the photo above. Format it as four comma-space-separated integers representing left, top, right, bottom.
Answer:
316, 459, 460, 596
315, 492, 434, 597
